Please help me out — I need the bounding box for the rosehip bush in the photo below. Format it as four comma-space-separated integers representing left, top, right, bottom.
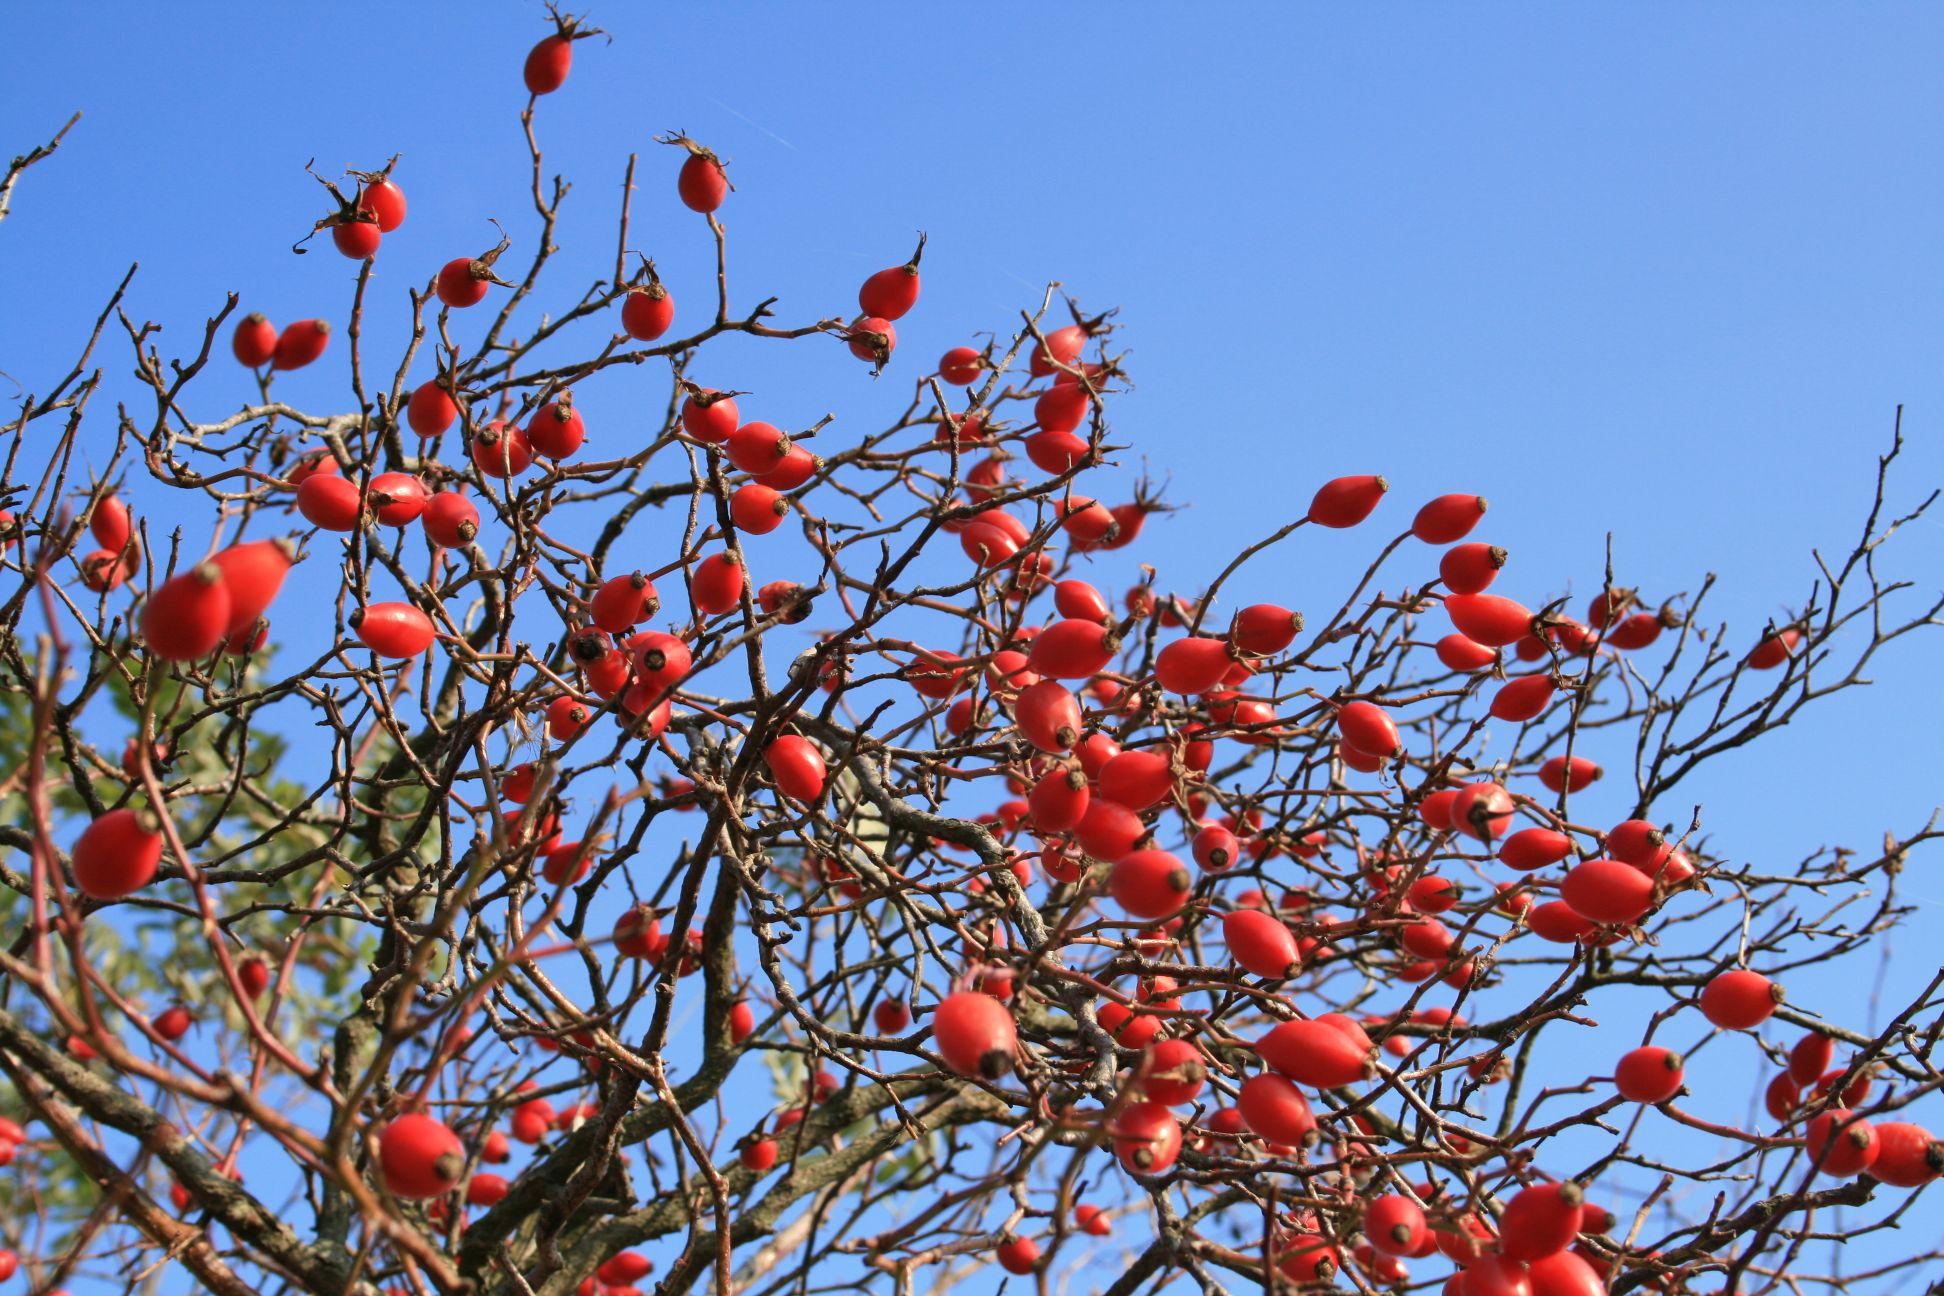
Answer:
0, 14, 1940, 1296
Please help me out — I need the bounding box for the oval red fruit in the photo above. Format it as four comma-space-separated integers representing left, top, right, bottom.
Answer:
379, 1113, 465, 1199
71, 806, 164, 899
932, 990, 1017, 1079
352, 602, 436, 658
143, 565, 233, 660
1412, 493, 1488, 543
1699, 969, 1782, 1030
1439, 543, 1507, 595
272, 320, 330, 371
232, 312, 277, 367
1613, 1045, 1683, 1102
1308, 474, 1388, 528
765, 735, 826, 803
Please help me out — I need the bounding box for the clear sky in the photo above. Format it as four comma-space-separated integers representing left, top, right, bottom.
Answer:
3, 3, 1942, 1292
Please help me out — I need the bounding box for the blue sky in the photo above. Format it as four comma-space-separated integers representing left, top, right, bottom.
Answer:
3, 3, 1943, 1292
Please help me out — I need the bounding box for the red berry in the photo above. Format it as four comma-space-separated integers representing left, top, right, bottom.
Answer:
1365, 1194, 1429, 1257
939, 346, 984, 385
1258, 1018, 1373, 1089
622, 285, 675, 341
272, 320, 331, 371
89, 494, 131, 552
1025, 429, 1088, 474
369, 473, 428, 526
1273, 1234, 1340, 1286
541, 839, 593, 885
1035, 382, 1091, 434
526, 397, 585, 459
404, 384, 456, 441
1155, 636, 1233, 695
858, 238, 923, 321
765, 735, 826, 803
1028, 766, 1090, 833
297, 474, 364, 531
613, 904, 664, 959
873, 999, 911, 1033
739, 1138, 778, 1173
1073, 1203, 1111, 1236
1437, 633, 1498, 672
1408, 874, 1460, 913
1013, 680, 1082, 754
1193, 822, 1241, 873
680, 389, 739, 443
1605, 612, 1663, 650
1613, 1045, 1683, 1102
437, 257, 492, 308
1097, 750, 1173, 810
1499, 1181, 1584, 1261
1030, 324, 1087, 377
357, 177, 406, 232
1140, 1037, 1206, 1106
1108, 849, 1192, 919
71, 806, 164, 899
1788, 1032, 1835, 1086
1238, 1073, 1317, 1146
932, 990, 1017, 1079
422, 492, 479, 547
1028, 619, 1118, 679
591, 572, 660, 633
546, 696, 591, 742
1491, 673, 1556, 722
471, 420, 532, 478
1412, 493, 1488, 543
1308, 474, 1388, 528
1220, 909, 1298, 979
1699, 969, 1782, 1030
1451, 781, 1515, 842
1870, 1122, 1944, 1187
1231, 603, 1302, 655
675, 146, 729, 213
631, 631, 691, 693
1747, 627, 1800, 670
690, 552, 745, 615
1445, 593, 1534, 647
524, 33, 574, 95
599, 1253, 653, 1286
1337, 700, 1401, 757
331, 217, 381, 260
1560, 857, 1655, 924
757, 444, 818, 490
1524, 1252, 1605, 1296
1053, 579, 1112, 623
238, 954, 271, 998
846, 315, 896, 366
1439, 542, 1507, 595
995, 1235, 1038, 1276
1111, 1101, 1181, 1174
727, 421, 791, 476
1806, 1109, 1879, 1177
210, 538, 295, 636
153, 1004, 193, 1041
143, 564, 233, 660
232, 312, 277, 367
351, 602, 436, 658
730, 482, 789, 535
1075, 798, 1144, 863
466, 1172, 509, 1206
1537, 755, 1601, 793
1498, 827, 1574, 871
379, 1113, 465, 1199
